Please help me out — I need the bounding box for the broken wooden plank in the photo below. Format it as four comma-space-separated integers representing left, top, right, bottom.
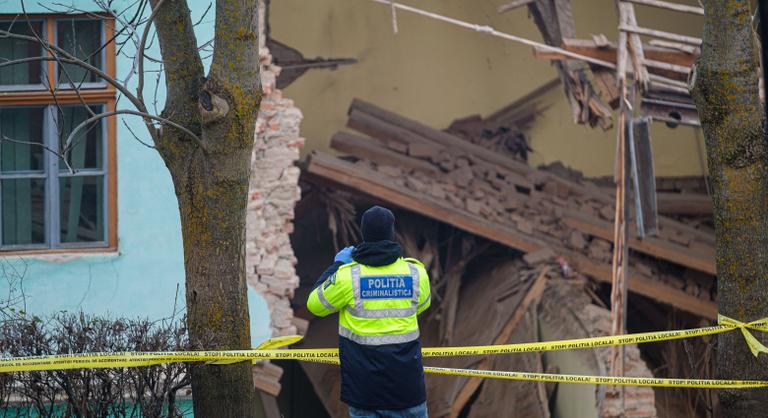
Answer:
620, 2, 650, 90
305, 151, 717, 318
643, 58, 691, 75
534, 38, 697, 68
330, 131, 440, 175
648, 39, 699, 55
618, 24, 702, 46
450, 268, 549, 418
625, 0, 705, 15
347, 108, 435, 149
561, 210, 716, 275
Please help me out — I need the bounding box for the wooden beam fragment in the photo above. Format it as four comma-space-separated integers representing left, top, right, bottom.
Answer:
656, 192, 712, 215
532, 38, 694, 83
620, 2, 650, 90
624, 0, 705, 15
330, 131, 440, 175
449, 268, 549, 418
618, 24, 702, 46
577, 37, 697, 66
347, 109, 435, 149
644, 58, 691, 75
648, 39, 699, 54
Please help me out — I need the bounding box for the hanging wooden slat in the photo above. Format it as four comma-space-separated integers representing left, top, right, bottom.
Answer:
631, 117, 659, 236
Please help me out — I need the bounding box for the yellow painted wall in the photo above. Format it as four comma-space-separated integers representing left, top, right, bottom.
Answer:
271, 0, 706, 177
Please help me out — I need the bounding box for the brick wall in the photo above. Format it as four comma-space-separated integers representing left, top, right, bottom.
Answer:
245, 2, 304, 337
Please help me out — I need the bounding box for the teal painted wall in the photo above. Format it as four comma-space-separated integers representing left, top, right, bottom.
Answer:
0, 1, 272, 346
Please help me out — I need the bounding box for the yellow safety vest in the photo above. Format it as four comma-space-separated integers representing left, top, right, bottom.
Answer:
307, 257, 431, 345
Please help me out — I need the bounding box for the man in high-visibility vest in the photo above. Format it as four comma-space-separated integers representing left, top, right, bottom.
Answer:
307, 206, 431, 418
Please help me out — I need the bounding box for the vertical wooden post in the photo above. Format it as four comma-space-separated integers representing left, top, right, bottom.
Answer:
606, 2, 635, 415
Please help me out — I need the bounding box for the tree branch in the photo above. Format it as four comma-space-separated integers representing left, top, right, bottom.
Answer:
63, 110, 206, 154
137, 0, 167, 107
148, 0, 204, 133
0, 135, 74, 173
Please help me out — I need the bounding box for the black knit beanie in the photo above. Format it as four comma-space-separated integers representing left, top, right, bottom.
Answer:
361, 206, 396, 242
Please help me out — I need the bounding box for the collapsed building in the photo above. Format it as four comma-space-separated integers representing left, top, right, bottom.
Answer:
247, 1, 715, 417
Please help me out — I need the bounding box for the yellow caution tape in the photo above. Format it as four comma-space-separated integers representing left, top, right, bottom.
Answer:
0, 315, 766, 388
422, 368, 768, 389
718, 314, 768, 357
291, 358, 768, 389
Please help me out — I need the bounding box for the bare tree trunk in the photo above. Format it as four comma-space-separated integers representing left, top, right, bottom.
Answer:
691, 1, 768, 416
150, 1, 263, 416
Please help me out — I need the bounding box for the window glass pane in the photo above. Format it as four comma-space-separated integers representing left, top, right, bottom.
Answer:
1, 178, 45, 246
0, 20, 44, 86
56, 19, 102, 84
59, 105, 103, 170
60, 176, 104, 244
0, 107, 45, 172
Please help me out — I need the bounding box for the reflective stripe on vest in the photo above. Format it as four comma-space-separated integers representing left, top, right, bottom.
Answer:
417, 292, 431, 311
316, 285, 337, 313
346, 263, 421, 319
339, 324, 420, 345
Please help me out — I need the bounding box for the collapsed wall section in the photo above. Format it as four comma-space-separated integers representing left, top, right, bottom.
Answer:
245, 2, 304, 337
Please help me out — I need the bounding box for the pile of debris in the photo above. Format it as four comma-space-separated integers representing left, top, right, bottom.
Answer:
304, 99, 716, 319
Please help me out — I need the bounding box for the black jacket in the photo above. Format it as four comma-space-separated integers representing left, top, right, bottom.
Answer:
313, 241, 427, 410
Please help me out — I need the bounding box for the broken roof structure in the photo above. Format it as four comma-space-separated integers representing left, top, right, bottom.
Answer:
518, 0, 701, 128
304, 97, 715, 318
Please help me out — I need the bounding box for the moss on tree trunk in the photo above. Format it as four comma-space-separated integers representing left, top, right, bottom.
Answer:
691, 1, 768, 416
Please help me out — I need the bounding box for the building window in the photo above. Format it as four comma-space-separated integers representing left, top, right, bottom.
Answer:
0, 15, 116, 253
57, 19, 105, 87
0, 20, 45, 90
